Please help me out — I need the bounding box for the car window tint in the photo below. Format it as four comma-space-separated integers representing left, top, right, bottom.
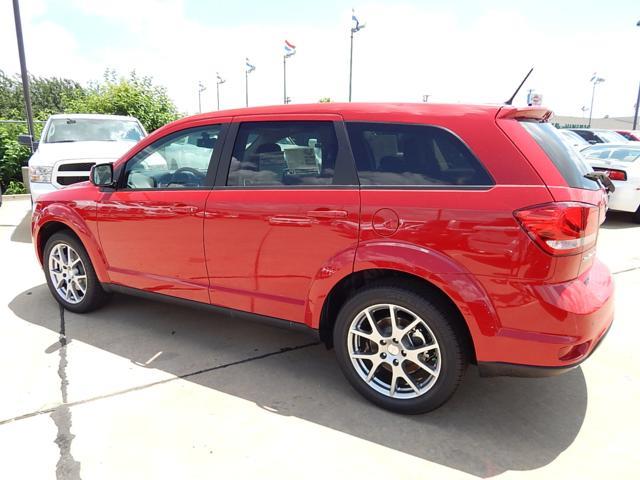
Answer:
124, 125, 221, 189
226, 121, 338, 187
346, 122, 492, 186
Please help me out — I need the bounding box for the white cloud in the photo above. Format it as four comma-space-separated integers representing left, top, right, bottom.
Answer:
2, 0, 638, 119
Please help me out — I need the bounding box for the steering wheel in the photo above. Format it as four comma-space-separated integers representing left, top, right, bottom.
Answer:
169, 167, 205, 186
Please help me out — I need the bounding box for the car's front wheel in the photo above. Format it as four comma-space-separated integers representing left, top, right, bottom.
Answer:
43, 231, 110, 313
334, 284, 467, 414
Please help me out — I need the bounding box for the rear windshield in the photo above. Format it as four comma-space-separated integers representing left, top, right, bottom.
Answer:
520, 122, 597, 190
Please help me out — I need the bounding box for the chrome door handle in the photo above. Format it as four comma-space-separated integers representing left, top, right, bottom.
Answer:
269, 216, 312, 226
306, 210, 348, 219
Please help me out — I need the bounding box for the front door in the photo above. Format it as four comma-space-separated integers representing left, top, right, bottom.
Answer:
204, 116, 360, 323
97, 123, 226, 303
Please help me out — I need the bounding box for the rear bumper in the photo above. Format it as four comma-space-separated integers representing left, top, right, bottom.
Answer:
474, 258, 614, 371
478, 320, 611, 377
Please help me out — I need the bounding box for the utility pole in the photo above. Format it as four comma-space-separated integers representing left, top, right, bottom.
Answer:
216, 72, 225, 110
12, 0, 35, 152
633, 20, 640, 130
245, 58, 255, 108
197, 81, 206, 113
588, 73, 605, 128
283, 40, 296, 104
349, 9, 365, 102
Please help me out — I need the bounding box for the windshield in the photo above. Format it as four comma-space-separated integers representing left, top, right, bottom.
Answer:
45, 118, 144, 143
596, 131, 628, 143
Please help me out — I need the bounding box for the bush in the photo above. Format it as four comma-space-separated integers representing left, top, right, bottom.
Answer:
0, 124, 31, 193
4, 180, 26, 194
64, 70, 180, 132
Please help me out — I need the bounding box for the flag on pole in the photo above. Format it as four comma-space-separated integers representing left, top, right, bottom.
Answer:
284, 40, 296, 57
351, 9, 365, 33
246, 58, 256, 73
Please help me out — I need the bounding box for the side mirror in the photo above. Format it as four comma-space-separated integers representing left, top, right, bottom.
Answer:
18, 134, 38, 150
90, 163, 115, 187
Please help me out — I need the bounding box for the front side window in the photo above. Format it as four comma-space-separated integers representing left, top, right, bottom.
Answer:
346, 122, 493, 186
123, 125, 221, 189
46, 118, 144, 143
226, 121, 338, 187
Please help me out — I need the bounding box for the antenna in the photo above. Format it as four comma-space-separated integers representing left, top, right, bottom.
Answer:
505, 67, 534, 105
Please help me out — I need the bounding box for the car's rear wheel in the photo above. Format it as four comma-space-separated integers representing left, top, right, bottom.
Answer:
43, 231, 110, 313
333, 284, 467, 414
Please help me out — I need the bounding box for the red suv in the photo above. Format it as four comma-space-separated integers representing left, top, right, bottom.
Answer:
32, 103, 614, 413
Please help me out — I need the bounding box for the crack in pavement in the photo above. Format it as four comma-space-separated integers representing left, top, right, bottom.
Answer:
0, 340, 321, 427
51, 305, 82, 480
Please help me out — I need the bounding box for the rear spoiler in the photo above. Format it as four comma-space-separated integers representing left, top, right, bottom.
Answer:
496, 106, 553, 122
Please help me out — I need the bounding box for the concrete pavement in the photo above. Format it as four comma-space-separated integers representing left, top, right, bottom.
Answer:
1, 197, 638, 479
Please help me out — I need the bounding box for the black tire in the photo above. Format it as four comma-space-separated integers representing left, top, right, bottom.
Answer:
333, 283, 467, 414
633, 205, 640, 224
43, 231, 110, 313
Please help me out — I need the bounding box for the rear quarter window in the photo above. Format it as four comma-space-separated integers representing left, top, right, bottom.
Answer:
346, 122, 493, 187
521, 122, 597, 190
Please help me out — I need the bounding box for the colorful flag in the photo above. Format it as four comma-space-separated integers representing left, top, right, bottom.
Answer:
246, 58, 256, 73
284, 40, 296, 57
351, 9, 365, 32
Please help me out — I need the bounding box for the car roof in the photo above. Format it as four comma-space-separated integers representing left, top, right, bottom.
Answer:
47, 113, 140, 121
175, 102, 507, 125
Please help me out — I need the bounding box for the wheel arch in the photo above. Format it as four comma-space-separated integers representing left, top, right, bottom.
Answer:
35, 204, 110, 283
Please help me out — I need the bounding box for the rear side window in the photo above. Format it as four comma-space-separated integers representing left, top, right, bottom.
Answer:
521, 122, 596, 190
346, 122, 493, 186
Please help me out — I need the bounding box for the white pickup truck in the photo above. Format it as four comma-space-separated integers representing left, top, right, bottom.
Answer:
24, 114, 146, 201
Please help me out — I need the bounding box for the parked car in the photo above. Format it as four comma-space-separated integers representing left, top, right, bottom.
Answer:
22, 114, 146, 202
582, 143, 640, 222
557, 128, 591, 151
570, 128, 629, 144
615, 130, 640, 141
31, 103, 613, 414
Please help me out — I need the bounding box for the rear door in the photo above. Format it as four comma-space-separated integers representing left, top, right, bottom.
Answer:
203, 115, 360, 323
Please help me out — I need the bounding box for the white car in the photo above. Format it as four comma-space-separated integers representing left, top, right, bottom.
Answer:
24, 114, 146, 202
557, 129, 591, 152
582, 143, 640, 222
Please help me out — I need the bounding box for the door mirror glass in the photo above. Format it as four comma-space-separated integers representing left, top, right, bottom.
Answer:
18, 134, 33, 146
90, 163, 114, 186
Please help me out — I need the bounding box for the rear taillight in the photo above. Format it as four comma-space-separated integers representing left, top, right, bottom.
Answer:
593, 167, 627, 181
514, 202, 600, 256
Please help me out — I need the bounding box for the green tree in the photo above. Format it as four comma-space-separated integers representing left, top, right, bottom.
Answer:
65, 71, 179, 132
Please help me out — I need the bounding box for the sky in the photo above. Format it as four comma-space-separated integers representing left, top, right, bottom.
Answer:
1, 0, 639, 118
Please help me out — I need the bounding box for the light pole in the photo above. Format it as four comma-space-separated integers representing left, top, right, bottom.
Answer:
12, 0, 35, 152
588, 73, 605, 128
349, 9, 365, 102
197, 81, 206, 114
216, 72, 225, 110
581, 106, 589, 126
283, 40, 296, 104
633, 20, 640, 130
245, 58, 255, 108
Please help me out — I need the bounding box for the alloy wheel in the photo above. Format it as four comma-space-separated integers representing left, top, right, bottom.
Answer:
347, 303, 441, 399
48, 243, 87, 304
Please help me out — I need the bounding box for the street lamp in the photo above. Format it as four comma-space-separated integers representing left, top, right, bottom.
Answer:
588, 73, 605, 128
245, 58, 255, 108
216, 72, 226, 111
11, 0, 35, 152
197, 81, 206, 114
348, 9, 365, 102
633, 20, 640, 130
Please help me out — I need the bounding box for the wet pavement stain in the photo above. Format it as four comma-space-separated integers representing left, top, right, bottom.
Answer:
50, 305, 81, 480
